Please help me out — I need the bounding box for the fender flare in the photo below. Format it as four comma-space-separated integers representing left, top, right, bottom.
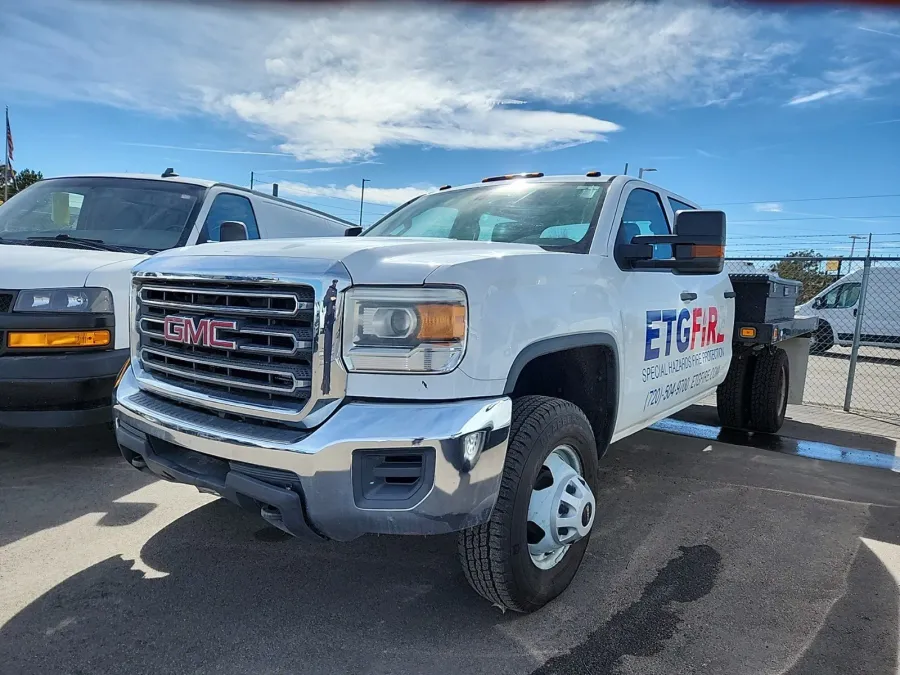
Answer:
503, 332, 620, 450
503, 332, 619, 394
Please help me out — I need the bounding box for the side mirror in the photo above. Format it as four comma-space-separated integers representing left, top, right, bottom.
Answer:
621, 209, 726, 275
344, 226, 363, 237
219, 221, 249, 242
812, 297, 823, 309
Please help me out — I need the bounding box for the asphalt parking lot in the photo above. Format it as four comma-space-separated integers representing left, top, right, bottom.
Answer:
1, 424, 898, 675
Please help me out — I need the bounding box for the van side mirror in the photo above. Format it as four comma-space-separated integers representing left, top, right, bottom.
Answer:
812, 297, 824, 309
620, 209, 726, 275
344, 226, 363, 237
219, 221, 249, 242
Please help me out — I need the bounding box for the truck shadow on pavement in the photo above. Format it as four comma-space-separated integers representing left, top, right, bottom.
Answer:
1, 462, 897, 675
0, 427, 158, 547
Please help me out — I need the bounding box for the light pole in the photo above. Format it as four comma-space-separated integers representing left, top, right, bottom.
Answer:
638, 167, 657, 180
359, 178, 370, 227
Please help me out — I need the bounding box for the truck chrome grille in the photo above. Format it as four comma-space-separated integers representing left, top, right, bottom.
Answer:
135, 280, 316, 413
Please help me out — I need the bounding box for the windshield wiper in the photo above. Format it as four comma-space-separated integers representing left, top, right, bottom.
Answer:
26, 234, 131, 253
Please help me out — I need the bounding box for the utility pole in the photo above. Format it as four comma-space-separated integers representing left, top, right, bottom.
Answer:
847, 234, 866, 275
638, 167, 657, 180
250, 171, 254, 191
359, 178, 370, 227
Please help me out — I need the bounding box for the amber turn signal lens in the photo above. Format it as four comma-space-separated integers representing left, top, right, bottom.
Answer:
740, 327, 757, 339
8, 330, 111, 348
416, 304, 466, 341
692, 244, 725, 258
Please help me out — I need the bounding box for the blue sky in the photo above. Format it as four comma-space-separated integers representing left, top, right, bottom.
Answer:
3, 0, 900, 257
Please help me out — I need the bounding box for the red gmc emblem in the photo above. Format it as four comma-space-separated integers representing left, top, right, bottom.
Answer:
163, 316, 238, 350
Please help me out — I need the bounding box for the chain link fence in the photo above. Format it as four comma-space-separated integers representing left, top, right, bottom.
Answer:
725, 256, 900, 423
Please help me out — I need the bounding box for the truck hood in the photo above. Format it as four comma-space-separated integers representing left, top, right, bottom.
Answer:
149, 237, 556, 285
0, 244, 148, 289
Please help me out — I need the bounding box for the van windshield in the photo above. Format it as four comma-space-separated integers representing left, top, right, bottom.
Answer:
0, 177, 205, 253
364, 181, 608, 253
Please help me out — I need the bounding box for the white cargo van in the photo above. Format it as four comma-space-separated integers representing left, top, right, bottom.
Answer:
797, 266, 900, 353
0, 172, 358, 428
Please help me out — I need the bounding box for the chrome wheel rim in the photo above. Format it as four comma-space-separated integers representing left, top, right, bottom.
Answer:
527, 444, 596, 570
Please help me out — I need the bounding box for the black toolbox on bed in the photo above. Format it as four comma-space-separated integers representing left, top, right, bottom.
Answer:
729, 272, 801, 323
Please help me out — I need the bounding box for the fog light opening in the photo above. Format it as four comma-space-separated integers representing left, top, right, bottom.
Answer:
461, 430, 487, 472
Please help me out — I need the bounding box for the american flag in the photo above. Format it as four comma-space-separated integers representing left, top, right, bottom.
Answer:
5, 107, 13, 164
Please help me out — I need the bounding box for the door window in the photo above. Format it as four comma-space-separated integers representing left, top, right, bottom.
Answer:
818, 283, 861, 309
668, 197, 695, 213
200, 193, 260, 242
616, 188, 672, 262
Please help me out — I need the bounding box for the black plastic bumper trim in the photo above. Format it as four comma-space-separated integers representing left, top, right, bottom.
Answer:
116, 421, 324, 541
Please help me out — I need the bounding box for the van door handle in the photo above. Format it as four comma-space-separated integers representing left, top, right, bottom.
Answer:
680, 292, 698, 302
853, 308, 858, 317
724, 291, 736, 299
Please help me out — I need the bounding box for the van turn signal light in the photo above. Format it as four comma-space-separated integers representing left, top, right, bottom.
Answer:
739, 327, 757, 339
8, 330, 111, 348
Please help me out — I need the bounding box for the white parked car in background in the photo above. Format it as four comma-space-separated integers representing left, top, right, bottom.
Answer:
797, 266, 900, 353
0, 171, 358, 428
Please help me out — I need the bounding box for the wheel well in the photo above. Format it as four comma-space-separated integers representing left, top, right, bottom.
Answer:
510, 345, 617, 453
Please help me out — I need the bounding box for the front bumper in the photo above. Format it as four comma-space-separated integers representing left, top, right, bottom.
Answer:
0, 348, 129, 427
114, 366, 512, 541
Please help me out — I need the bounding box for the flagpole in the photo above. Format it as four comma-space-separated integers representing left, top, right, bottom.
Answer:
4, 107, 8, 203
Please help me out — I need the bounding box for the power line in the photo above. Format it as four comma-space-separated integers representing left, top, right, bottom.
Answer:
730, 232, 900, 240
730, 215, 900, 224
708, 193, 900, 206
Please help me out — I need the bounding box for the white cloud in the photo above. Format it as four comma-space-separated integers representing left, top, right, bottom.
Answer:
857, 26, 900, 39
4, 1, 796, 163
753, 202, 784, 212
120, 143, 292, 157
278, 181, 434, 206
786, 61, 897, 107
787, 88, 844, 105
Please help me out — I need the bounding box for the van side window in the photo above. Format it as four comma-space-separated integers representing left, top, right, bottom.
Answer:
819, 283, 861, 309
616, 188, 671, 263
200, 194, 260, 242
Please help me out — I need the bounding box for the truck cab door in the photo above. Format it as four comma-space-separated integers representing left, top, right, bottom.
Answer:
608, 186, 732, 439
608, 186, 691, 435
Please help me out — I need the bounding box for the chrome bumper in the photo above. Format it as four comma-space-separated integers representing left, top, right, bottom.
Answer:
114, 367, 511, 541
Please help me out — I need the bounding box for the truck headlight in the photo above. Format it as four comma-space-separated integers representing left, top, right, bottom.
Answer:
14, 288, 113, 313
342, 287, 467, 373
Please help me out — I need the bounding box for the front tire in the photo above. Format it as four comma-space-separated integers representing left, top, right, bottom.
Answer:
458, 395, 599, 613
809, 321, 834, 354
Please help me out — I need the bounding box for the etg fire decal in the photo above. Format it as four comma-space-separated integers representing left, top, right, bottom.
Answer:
163, 316, 238, 350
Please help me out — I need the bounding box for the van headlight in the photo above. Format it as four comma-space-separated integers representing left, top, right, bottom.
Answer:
14, 288, 113, 313
342, 287, 467, 373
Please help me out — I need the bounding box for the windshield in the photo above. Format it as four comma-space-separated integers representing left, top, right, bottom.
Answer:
0, 177, 205, 252
364, 181, 608, 252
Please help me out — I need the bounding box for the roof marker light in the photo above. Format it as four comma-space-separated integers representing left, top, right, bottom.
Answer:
481, 172, 544, 183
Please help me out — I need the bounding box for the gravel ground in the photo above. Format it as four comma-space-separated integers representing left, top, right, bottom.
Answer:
1, 425, 898, 675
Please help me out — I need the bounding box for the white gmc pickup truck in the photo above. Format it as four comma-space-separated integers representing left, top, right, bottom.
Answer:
113, 173, 816, 612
